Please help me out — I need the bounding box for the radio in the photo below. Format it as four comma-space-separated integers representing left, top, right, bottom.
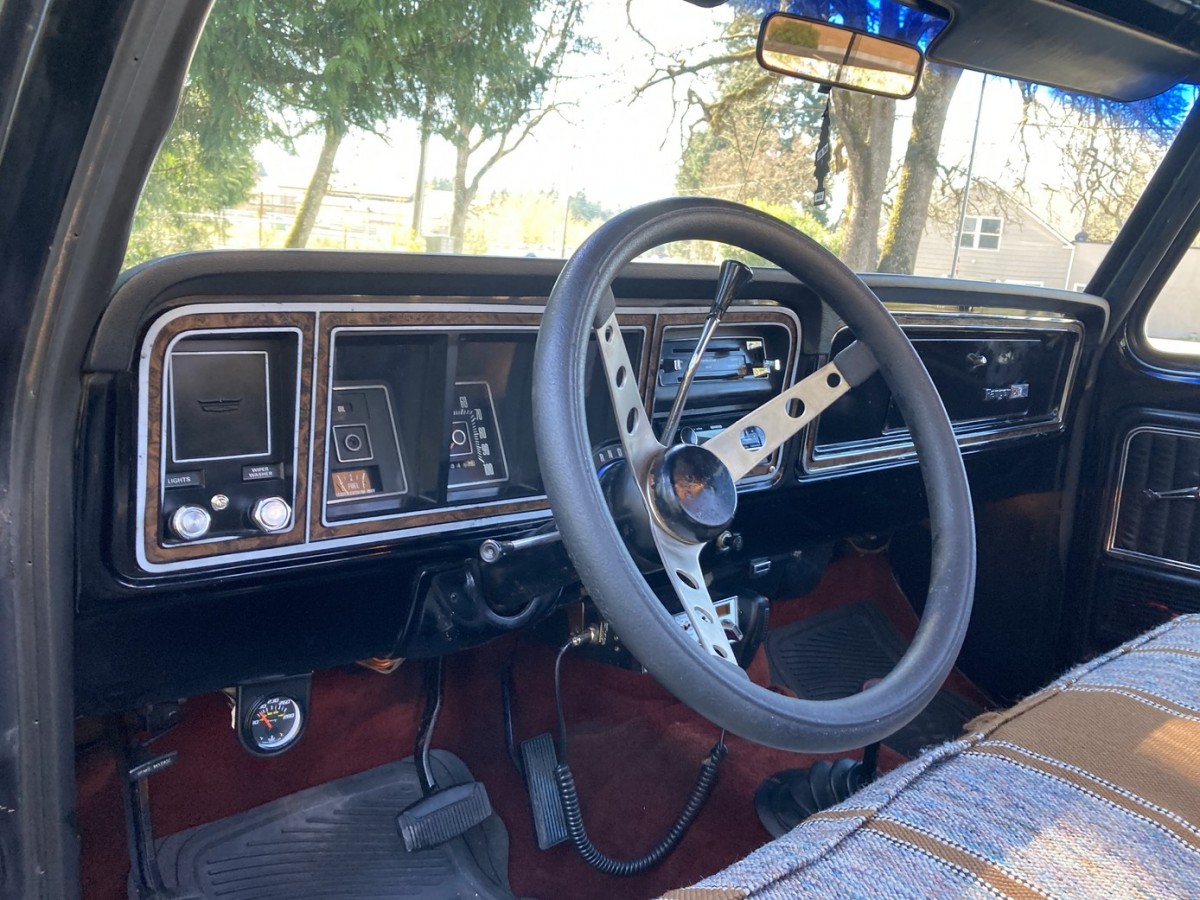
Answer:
658, 336, 782, 389
653, 321, 794, 489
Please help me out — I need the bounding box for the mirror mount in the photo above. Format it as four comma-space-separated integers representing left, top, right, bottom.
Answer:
756, 11, 924, 100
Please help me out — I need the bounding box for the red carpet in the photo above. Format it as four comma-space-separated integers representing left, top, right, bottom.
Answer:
76, 549, 985, 900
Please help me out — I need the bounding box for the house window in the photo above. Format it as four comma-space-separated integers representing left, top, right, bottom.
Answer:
960, 216, 1003, 250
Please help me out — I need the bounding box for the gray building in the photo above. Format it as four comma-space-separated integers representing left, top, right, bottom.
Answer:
913, 182, 1078, 289
911, 182, 1199, 344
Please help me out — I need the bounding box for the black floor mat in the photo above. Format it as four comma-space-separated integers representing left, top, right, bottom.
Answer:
766, 601, 984, 757
153, 750, 513, 900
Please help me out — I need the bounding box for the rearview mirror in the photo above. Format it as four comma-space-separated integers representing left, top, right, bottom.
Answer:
757, 12, 923, 99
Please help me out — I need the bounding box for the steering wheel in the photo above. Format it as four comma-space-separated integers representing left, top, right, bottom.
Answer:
533, 198, 975, 753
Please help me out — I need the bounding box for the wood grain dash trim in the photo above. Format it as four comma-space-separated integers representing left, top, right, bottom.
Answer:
308, 310, 654, 542
142, 312, 315, 564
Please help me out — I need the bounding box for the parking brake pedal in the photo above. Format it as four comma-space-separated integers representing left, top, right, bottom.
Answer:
398, 781, 493, 852
521, 733, 568, 849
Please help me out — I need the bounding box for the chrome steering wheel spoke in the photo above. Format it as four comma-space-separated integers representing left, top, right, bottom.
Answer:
594, 309, 739, 665
594, 310, 663, 483
651, 532, 741, 665
704, 340, 879, 482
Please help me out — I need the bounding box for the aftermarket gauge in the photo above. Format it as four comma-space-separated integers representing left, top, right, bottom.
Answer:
448, 381, 508, 490
240, 694, 305, 755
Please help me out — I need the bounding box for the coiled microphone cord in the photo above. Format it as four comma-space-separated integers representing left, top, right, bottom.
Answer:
552, 635, 728, 876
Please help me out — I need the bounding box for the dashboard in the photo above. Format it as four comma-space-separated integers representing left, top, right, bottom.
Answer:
137, 302, 797, 572
75, 251, 1107, 713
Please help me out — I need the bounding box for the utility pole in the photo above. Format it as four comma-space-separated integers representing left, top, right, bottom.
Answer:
950, 74, 987, 278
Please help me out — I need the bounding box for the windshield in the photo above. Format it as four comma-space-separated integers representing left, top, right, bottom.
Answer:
125, 0, 1194, 294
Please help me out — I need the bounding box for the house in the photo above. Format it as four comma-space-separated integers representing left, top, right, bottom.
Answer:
912, 181, 1079, 288
912, 181, 1200, 344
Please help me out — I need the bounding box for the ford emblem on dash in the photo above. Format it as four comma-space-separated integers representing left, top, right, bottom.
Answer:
984, 384, 1029, 401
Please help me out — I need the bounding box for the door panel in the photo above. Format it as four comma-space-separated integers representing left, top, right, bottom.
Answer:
1071, 355, 1200, 656
1109, 424, 1200, 570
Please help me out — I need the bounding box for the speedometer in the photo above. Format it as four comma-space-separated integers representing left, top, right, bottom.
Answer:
448, 381, 508, 490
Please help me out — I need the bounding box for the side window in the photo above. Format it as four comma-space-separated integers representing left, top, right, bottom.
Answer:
960, 216, 1003, 250
1143, 248, 1200, 356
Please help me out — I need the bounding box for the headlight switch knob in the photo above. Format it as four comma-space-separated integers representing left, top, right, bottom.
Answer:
169, 505, 212, 542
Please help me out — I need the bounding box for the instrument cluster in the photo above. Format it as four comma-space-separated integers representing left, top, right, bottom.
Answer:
136, 302, 793, 574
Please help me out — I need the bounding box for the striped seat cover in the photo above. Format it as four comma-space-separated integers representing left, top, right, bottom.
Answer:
665, 615, 1200, 899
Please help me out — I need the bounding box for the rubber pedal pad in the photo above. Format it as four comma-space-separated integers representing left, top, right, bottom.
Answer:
520, 733, 568, 849
396, 780, 492, 852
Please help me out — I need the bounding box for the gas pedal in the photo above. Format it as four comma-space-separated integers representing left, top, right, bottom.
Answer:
520, 733, 568, 849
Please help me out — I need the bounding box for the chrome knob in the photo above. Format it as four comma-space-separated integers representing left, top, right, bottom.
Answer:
250, 496, 292, 533
169, 505, 211, 542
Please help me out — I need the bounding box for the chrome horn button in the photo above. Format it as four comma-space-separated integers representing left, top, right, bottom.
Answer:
649, 443, 738, 543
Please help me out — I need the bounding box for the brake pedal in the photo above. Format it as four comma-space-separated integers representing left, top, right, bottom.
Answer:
397, 781, 493, 852
521, 733, 568, 849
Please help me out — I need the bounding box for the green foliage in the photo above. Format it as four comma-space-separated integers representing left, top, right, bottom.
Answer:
125, 0, 589, 260
676, 38, 827, 223
665, 199, 839, 266
397, 0, 587, 248
187, 0, 428, 247
123, 86, 258, 268
746, 199, 840, 254
568, 191, 613, 223
195, 0, 418, 140
401, 0, 585, 148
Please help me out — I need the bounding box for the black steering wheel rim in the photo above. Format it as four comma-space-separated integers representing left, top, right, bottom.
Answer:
533, 197, 975, 753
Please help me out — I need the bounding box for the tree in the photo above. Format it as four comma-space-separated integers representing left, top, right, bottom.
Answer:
833, 88, 896, 270
1015, 86, 1194, 241
877, 63, 962, 272
777, 0, 950, 271
677, 54, 826, 206
124, 85, 259, 267
398, 0, 586, 252
192, 0, 419, 248
646, 0, 958, 272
